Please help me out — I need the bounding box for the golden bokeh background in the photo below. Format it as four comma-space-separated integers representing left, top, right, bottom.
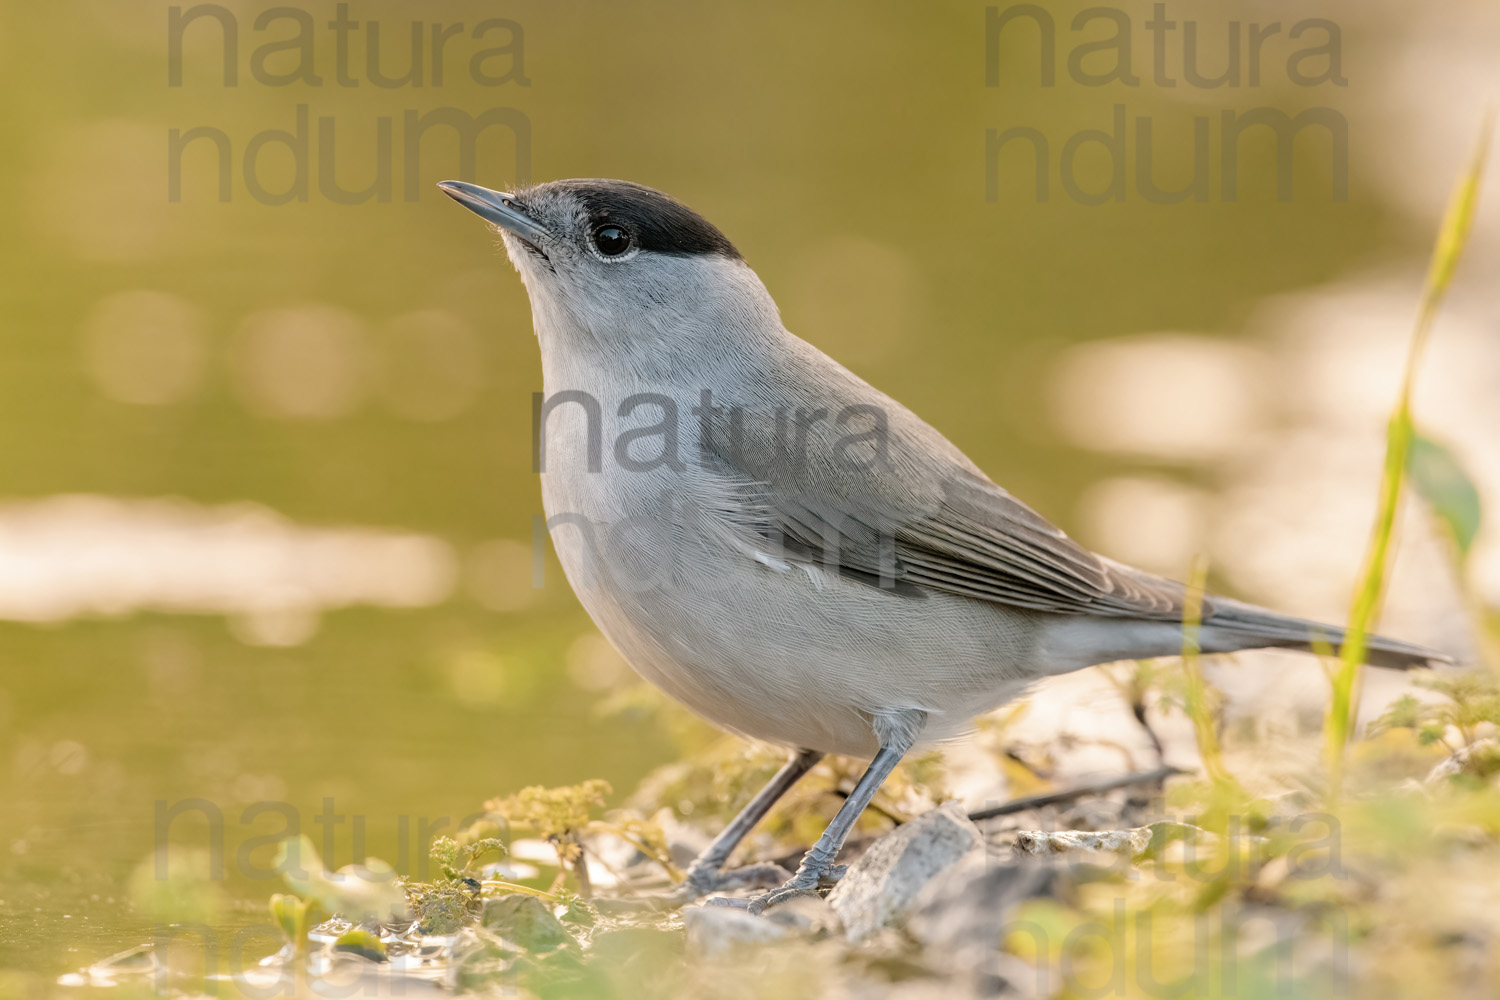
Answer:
1, 0, 1495, 976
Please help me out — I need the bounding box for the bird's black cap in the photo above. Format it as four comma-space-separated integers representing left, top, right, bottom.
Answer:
535, 178, 742, 260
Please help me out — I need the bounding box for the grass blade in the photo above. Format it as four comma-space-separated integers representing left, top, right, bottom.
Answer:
1324, 109, 1495, 796
1182, 556, 1229, 784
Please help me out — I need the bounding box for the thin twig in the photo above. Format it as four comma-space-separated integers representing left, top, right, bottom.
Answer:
966, 765, 1185, 822
1131, 701, 1167, 765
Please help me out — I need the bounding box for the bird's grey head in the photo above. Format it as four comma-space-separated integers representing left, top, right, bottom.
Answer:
438, 178, 782, 366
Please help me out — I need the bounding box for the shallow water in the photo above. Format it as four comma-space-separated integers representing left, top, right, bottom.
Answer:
0, 603, 673, 982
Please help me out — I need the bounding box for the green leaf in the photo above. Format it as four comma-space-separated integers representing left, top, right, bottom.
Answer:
1408, 430, 1482, 560
333, 928, 388, 962
1371, 694, 1424, 734
461, 838, 508, 870
276, 835, 408, 924
269, 893, 301, 941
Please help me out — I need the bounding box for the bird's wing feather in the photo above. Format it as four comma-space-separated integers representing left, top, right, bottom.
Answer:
697, 348, 1198, 620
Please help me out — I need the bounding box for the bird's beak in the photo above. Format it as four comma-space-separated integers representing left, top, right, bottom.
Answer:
436, 180, 551, 246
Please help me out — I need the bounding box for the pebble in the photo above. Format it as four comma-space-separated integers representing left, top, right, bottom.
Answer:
826, 801, 985, 941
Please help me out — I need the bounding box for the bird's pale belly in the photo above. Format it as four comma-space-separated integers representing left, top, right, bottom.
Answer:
540, 475, 1045, 757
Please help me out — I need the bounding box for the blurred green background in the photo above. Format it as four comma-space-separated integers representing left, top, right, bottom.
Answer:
0, 0, 1484, 981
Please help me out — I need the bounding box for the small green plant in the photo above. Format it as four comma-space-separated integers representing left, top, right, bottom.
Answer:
400, 835, 508, 933
587, 813, 682, 883
430, 834, 507, 878
403, 876, 482, 935
1162, 557, 1260, 834
412, 829, 576, 933
274, 835, 408, 925
1181, 557, 1231, 788
486, 779, 612, 896
268, 892, 324, 955
269, 837, 405, 968
1371, 669, 1500, 761
1325, 111, 1495, 796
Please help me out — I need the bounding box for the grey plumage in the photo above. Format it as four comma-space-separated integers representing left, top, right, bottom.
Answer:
438, 176, 1452, 906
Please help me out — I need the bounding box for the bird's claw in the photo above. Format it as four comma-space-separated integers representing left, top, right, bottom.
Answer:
745, 863, 847, 915
661, 861, 793, 906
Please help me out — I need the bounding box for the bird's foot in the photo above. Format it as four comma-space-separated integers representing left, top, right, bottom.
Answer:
613, 861, 793, 912
745, 863, 847, 916
681, 861, 793, 899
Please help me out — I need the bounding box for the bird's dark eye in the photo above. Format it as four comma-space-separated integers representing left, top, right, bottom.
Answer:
592, 226, 632, 257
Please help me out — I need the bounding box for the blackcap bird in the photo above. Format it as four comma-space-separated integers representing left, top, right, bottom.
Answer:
438, 177, 1451, 912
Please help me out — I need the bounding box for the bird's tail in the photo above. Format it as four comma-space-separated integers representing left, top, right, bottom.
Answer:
1198, 596, 1453, 670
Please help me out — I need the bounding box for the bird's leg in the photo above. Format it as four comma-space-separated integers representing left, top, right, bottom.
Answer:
667, 747, 825, 902
747, 709, 924, 915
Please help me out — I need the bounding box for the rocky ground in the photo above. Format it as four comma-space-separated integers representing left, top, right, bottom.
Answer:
71, 658, 1500, 1000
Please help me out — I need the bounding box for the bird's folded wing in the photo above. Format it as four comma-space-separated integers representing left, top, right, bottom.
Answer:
698, 399, 1195, 620
898, 471, 1191, 617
